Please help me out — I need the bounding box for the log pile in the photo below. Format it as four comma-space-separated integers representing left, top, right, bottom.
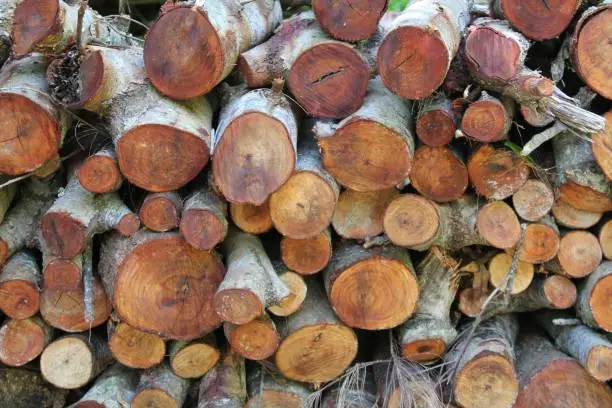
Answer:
0, 0, 610, 407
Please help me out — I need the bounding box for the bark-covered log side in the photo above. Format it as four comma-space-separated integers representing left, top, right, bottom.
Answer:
317, 79, 414, 191
0, 184, 16, 224
280, 229, 333, 275
197, 348, 246, 408
139, 191, 182, 233
245, 362, 310, 407
99, 231, 225, 340
132, 361, 190, 408
0, 251, 41, 319
591, 110, 612, 180
238, 11, 369, 119
512, 179, 554, 222
70, 364, 138, 408
552, 200, 602, 229
76, 148, 123, 194
169, 334, 221, 379
576, 261, 612, 332
461, 92, 514, 142
0, 316, 53, 367
0, 366, 67, 408
144, 0, 282, 99
229, 201, 273, 235
546, 230, 602, 278
180, 186, 228, 250
0, 1, 18, 67
107, 320, 166, 369
416, 93, 458, 146
224, 313, 280, 361
324, 242, 419, 330
600, 219, 612, 260
312, 0, 387, 41
213, 86, 297, 205
410, 146, 469, 203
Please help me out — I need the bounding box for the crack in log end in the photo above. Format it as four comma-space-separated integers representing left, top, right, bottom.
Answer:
310, 67, 345, 86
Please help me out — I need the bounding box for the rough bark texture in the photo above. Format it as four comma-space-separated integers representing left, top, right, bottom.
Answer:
0, 251, 41, 319
461, 92, 514, 142
397, 247, 459, 363
245, 362, 310, 407
224, 313, 280, 361
552, 200, 602, 229
169, 334, 220, 379
213, 86, 298, 205
197, 348, 247, 408
132, 362, 190, 408
180, 186, 228, 250
0, 366, 67, 408
70, 363, 139, 408
416, 93, 458, 146
312, 0, 387, 41
99, 230, 225, 340
576, 261, 612, 332
512, 179, 554, 222
0, 183, 16, 224
107, 320, 166, 369
324, 242, 419, 330
0, 316, 53, 367
76, 148, 123, 194
317, 79, 414, 191
229, 201, 273, 235
280, 228, 333, 275
144, 0, 282, 99
410, 146, 469, 203
139, 191, 182, 232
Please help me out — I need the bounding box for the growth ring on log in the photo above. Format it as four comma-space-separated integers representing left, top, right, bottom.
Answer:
411, 146, 468, 203
588, 274, 612, 331
476, 201, 521, 249
516, 223, 560, 264
225, 318, 280, 361
11, 0, 60, 57
465, 26, 521, 81
0, 318, 48, 367
383, 194, 440, 248
312, 0, 386, 42
499, 0, 579, 40
77, 155, 122, 194
416, 109, 456, 147
543, 275, 577, 309
280, 232, 332, 275
108, 322, 166, 369
0, 278, 39, 320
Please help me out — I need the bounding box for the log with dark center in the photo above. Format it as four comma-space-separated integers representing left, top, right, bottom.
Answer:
416, 94, 458, 146
0, 251, 41, 319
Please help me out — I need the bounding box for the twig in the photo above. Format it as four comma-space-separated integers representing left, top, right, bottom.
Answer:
76, 1, 89, 50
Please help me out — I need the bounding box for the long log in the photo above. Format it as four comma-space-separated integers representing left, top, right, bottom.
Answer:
415, 94, 458, 147
0, 316, 53, 367
332, 189, 399, 240
280, 229, 333, 275
213, 86, 298, 205
224, 313, 280, 361
76, 148, 123, 194
139, 192, 182, 233
0, 251, 41, 319
552, 200, 602, 229
546, 230, 602, 278
317, 79, 414, 191
197, 348, 246, 408
238, 11, 369, 119
107, 320, 166, 369
70, 363, 139, 408
324, 242, 419, 330
144, 0, 282, 99
99, 231, 225, 340
229, 201, 273, 235
169, 334, 220, 379
0, 366, 67, 408
180, 186, 228, 250
410, 146, 469, 203
512, 179, 554, 222
131, 362, 190, 408
576, 261, 612, 332
245, 362, 310, 407
461, 92, 515, 142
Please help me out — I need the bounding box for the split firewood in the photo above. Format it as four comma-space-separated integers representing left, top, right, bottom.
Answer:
49, 45, 214, 192
535, 310, 612, 382
514, 328, 612, 407
280, 228, 333, 275
215, 229, 290, 325
332, 189, 399, 240
180, 185, 228, 250
139, 191, 182, 233
317, 79, 414, 191
40, 333, 114, 390
245, 362, 310, 407
270, 125, 339, 239
144, 0, 282, 99
213, 85, 297, 205
311, 0, 387, 41
76, 148, 123, 194
224, 313, 280, 361
229, 201, 273, 235
100, 231, 225, 339
461, 92, 514, 142
489, 252, 534, 294
552, 200, 602, 229
0, 366, 67, 408
512, 179, 554, 222
377, 0, 471, 100
546, 230, 602, 278
69, 363, 139, 408
107, 319, 166, 369
238, 11, 370, 119
446, 314, 519, 408
324, 242, 419, 330
169, 334, 221, 379
131, 361, 190, 408
513, 219, 560, 264
416, 94, 459, 147
600, 218, 612, 260
410, 146, 469, 203
576, 261, 612, 333
0, 251, 41, 319
275, 276, 358, 384
0, 316, 53, 367
591, 110, 612, 180
197, 348, 246, 408
396, 247, 459, 363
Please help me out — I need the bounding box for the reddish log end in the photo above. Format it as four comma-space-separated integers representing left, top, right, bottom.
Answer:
516, 223, 560, 264
40, 212, 87, 259
116, 213, 140, 237
230, 201, 273, 234
383, 194, 440, 248
140, 194, 181, 233
498, 0, 579, 40
559, 179, 612, 213
557, 231, 602, 278
214, 289, 263, 326
11, 0, 59, 57
465, 25, 521, 81
0, 318, 49, 367
280, 231, 332, 275
180, 208, 227, 251
461, 97, 511, 142
108, 322, 166, 369
587, 274, 612, 331
312, 0, 386, 41
224, 317, 280, 361
0, 281, 39, 320
43, 258, 82, 291
77, 155, 123, 194
411, 146, 468, 203
416, 108, 457, 147
477, 201, 521, 249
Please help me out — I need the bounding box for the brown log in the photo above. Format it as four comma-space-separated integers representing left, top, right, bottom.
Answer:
42, 241, 92, 292
600, 219, 612, 260
238, 11, 369, 119
512, 179, 554, 222
76, 148, 123, 194
0, 55, 70, 175
377, 0, 470, 99
446, 314, 519, 408
100, 231, 224, 340
332, 189, 399, 240
275, 277, 358, 384
410, 146, 469, 203
467, 144, 530, 200
536, 310, 612, 382
268, 264, 307, 316
132, 362, 190, 408
108, 320, 165, 369
0, 251, 41, 319
280, 229, 333, 275
513, 221, 560, 264
197, 348, 246, 408
40, 276, 112, 332
180, 186, 228, 250
576, 261, 612, 332
49, 46, 214, 192
324, 242, 418, 330
415, 94, 458, 146
547, 230, 602, 278
489, 252, 534, 294
591, 110, 612, 180
461, 92, 515, 142
317, 79, 414, 191
139, 192, 182, 233
571, 4, 612, 99
229, 201, 273, 235
0, 366, 67, 408
312, 0, 387, 41
144, 0, 281, 99
71, 363, 139, 408
245, 362, 310, 407
215, 229, 290, 325
396, 247, 459, 363
40, 334, 113, 390
169, 334, 220, 379
0, 316, 53, 367
552, 200, 602, 229
213, 86, 297, 205
514, 329, 612, 408
270, 128, 339, 239
224, 314, 280, 361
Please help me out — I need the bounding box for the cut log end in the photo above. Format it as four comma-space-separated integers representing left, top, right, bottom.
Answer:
276, 324, 357, 383
516, 223, 560, 264
117, 124, 209, 192
117, 213, 141, 237
468, 145, 530, 200
592, 111, 612, 180
520, 105, 554, 127
501, 0, 579, 40
559, 179, 612, 213
378, 27, 449, 100
224, 318, 279, 361
401, 338, 447, 363
454, 352, 519, 408
40, 212, 87, 259
44, 258, 82, 291
329, 258, 418, 330
465, 25, 521, 81
214, 289, 264, 326
461, 100, 508, 142
312, 0, 386, 41
11, 0, 60, 57
477, 201, 521, 249
132, 389, 177, 408
288, 43, 369, 118
213, 112, 295, 205
230, 201, 273, 234
411, 146, 468, 203
552, 201, 602, 229
0, 93, 62, 175
268, 272, 307, 317
458, 287, 486, 317
171, 342, 220, 378
180, 209, 227, 250
589, 274, 612, 331
416, 109, 456, 146
332, 189, 399, 240
587, 345, 612, 382
0, 280, 39, 320
557, 231, 602, 278
544, 275, 577, 309
383, 194, 439, 248
140, 195, 181, 232
600, 220, 612, 260
108, 322, 165, 369
489, 252, 534, 294
280, 232, 332, 275
144, 6, 223, 99
0, 318, 48, 367
40, 336, 95, 389
512, 179, 555, 222
77, 155, 123, 194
